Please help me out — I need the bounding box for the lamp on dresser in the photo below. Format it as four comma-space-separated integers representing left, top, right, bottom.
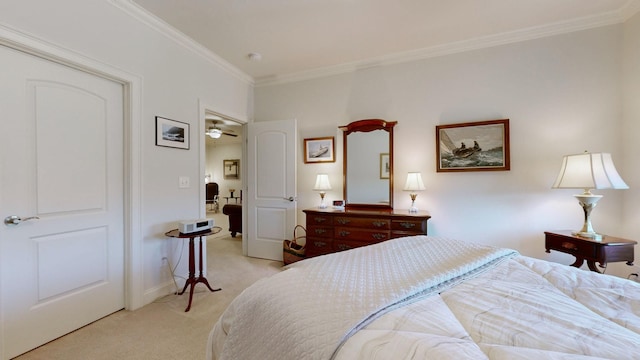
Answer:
403, 172, 426, 213
552, 151, 628, 240
313, 174, 332, 208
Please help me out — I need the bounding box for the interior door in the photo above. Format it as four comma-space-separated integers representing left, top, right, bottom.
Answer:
247, 119, 297, 260
0, 45, 124, 359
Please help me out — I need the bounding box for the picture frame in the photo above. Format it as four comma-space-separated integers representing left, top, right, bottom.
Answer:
436, 119, 510, 172
223, 159, 240, 180
303, 136, 335, 163
155, 116, 189, 150
380, 153, 390, 179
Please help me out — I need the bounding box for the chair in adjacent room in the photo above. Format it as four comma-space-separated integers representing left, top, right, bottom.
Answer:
222, 204, 242, 237
206, 182, 219, 212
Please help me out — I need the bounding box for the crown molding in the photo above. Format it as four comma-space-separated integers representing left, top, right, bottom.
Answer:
255, 7, 630, 87
109, 0, 254, 86
621, 0, 640, 20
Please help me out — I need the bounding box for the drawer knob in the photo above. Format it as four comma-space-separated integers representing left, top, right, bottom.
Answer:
372, 221, 386, 228
314, 241, 327, 247
372, 233, 386, 240
314, 218, 327, 223
337, 244, 351, 251
338, 230, 351, 237
314, 228, 327, 235
561, 242, 578, 251
337, 219, 351, 225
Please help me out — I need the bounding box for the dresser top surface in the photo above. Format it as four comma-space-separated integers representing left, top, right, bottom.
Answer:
303, 208, 431, 218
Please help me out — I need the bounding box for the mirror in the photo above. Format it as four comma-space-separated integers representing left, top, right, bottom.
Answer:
339, 119, 397, 210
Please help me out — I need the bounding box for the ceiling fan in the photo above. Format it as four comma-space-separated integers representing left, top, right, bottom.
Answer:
206, 119, 238, 139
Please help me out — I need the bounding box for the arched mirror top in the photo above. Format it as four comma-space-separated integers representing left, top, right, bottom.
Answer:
339, 119, 397, 211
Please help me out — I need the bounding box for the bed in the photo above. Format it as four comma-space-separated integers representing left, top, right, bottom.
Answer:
207, 235, 640, 360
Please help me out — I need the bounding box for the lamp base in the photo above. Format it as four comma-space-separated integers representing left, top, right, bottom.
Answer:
318, 192, 327, 208
408, 194, 418, 213
573, 193, 603, 241
572, 231, 603, 241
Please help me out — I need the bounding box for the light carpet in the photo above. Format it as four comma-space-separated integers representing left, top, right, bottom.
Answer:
14, 231, 283, 360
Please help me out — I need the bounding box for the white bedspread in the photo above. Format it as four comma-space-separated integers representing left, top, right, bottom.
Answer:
336, 256, 640, 359
208, 235, 640, 359
208, 236, 517, 360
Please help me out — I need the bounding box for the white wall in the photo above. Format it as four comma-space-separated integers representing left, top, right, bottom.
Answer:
206, 142, 243, 200
0, 0, 252, 304
622, 12, 640, 274
255, 24, 636, 278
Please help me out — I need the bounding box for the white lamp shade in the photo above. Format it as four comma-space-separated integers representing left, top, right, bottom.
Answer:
313, 174, 332, 191
552, 152, 628, 190
403, 172, 426, 191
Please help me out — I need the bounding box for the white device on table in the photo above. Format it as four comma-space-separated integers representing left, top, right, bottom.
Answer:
179, 219, 214, 234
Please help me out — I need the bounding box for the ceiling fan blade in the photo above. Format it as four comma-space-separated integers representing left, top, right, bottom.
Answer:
223, 132, 238, 137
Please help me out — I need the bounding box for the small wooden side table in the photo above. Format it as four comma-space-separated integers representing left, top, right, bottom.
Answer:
165, 227, 222, 311
545, 230, 637, 273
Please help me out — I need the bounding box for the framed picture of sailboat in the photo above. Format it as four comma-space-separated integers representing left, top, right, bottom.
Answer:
304, 136, 335, 163
436, 119, 510, 172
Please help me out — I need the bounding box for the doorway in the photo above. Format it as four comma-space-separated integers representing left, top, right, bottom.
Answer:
202, 110, 246, 243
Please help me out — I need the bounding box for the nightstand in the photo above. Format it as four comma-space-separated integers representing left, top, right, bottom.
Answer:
544, 230, 637, 273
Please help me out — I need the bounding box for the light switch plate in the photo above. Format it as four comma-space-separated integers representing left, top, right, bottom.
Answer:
179, 176, 190, 188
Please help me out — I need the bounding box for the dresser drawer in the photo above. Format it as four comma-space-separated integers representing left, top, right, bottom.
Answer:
391, 219, 427, 234
307, 214, 333, 226
333, 239, 372, 252
334, 217, 390, 229
306, 237, 333, 257
335, 227, 390, 242
307, 226, 332, 238
545, 236, 596, 258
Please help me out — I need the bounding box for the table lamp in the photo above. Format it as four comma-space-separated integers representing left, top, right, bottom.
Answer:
313, 174, 331, 208
552, 151, 628, 240
403, 172, 426, 213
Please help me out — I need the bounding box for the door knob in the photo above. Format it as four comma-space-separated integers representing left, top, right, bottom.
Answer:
4, 215, 39, 226
284, 196, 296, 202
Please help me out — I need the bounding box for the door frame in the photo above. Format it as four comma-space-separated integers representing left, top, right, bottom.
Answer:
0, 23, 143, 342
198, 100, 248, 257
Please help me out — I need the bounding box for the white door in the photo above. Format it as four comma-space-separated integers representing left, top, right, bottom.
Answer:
0, 45, 124, 359
247, 120, 297, 260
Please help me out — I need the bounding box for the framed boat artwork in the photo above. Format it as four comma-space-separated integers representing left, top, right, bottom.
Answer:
304, 136, 335, 163
436, 119, 510, 172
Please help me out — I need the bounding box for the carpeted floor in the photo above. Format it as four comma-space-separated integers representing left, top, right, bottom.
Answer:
13, 223, 283, 360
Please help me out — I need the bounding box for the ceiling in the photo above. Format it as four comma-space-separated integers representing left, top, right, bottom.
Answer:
205, 115, 242, 145
130, 0, 638, 85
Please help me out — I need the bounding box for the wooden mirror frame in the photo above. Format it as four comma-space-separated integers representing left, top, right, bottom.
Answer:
339, 119, 397, 211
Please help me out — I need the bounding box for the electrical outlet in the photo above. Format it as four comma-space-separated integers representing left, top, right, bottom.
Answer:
178, 176, 190, 188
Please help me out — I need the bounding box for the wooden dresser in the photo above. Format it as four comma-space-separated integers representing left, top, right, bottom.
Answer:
303, 208, 431, 258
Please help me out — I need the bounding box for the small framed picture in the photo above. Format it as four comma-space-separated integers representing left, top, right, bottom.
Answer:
155, 116, 189, 150
304, 136, 335, 163
436, 119, 510, 172
380, 153, 390, 179
223, 159, 240, 180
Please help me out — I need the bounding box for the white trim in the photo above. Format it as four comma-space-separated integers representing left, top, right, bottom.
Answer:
621, 0, 640, 21
255, 8, 630, 87
0, 20, 144, 322
106, 0, 638, 88
109, 0, 254, 86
